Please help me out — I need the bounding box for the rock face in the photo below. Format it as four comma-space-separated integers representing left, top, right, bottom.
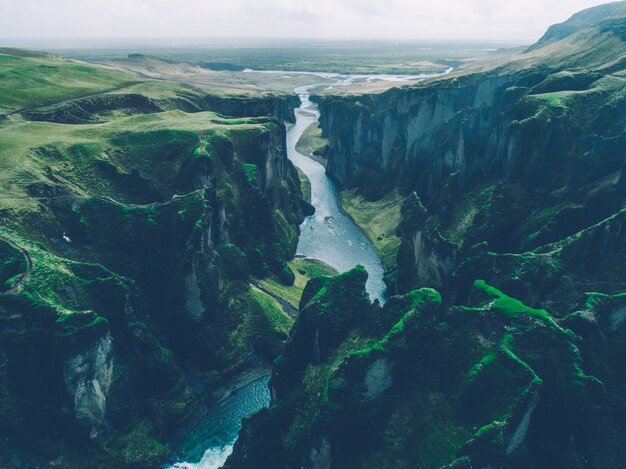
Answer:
62, 333, 113, 438
318, 2, 626, 314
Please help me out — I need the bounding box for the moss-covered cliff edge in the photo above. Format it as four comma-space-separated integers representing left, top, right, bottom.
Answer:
0, 51, 306, 468
227, 266, 626, 468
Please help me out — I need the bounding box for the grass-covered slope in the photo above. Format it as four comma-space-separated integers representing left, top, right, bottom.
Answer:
0, 51, 135, 114
340, 189, 403, 272
0, 50, 308, 467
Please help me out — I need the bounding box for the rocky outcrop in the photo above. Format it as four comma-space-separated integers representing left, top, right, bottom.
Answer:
20, 89, 299, 125
21, 93, 162, 124
199, 93, 299, 123
228, 269, 609, 468
62, 333, 113, 438
319, 65, 623, 202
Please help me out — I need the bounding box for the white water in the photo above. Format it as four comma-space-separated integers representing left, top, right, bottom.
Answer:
167, 376, 270, 469
170, 445, 233, 469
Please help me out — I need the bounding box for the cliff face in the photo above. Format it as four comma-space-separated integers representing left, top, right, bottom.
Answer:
0, 54, 306, 467
320, 57, 624, 202
318, 4, 626, 312
21, 88, 299, 125
200, 93, 299, 124
62, 332, 114, 439
226, 3, 626, 468
319, 4, 626, 198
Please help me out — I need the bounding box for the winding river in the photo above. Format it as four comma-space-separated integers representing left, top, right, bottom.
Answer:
168, 71, 442, 468
289, 83, 386, 302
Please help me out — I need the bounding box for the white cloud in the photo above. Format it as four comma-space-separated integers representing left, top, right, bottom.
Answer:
0, 0, 616, 41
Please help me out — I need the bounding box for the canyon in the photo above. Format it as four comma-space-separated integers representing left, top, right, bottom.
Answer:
0, 2, 625, 468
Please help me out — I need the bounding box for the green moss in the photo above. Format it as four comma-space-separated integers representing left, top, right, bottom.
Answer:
244, 163, 258, 184
56, 313, 109, 338
382, 288, 442, 341
471, 280, 556, 324
251, 287, 294, 337
348, 342, 385, 358
474, 420, 505, 440
460, 342, 541, 425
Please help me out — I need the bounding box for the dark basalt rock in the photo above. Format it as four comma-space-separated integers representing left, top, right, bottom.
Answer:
229, 275, 610, 468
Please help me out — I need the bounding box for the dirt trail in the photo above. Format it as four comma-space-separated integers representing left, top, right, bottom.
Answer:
0, 235, 33, 295
251, 279, 300, 318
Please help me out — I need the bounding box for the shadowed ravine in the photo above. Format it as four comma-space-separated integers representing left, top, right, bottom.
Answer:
167, 72, 442, 469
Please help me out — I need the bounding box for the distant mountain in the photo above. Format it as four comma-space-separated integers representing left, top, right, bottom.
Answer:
533, 0, 626, 47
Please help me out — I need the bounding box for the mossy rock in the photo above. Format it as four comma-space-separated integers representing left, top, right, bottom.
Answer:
277, 263, 295, 286
104, 421, 168, 467
217, 243, 250, 280
55, 311, 110, 353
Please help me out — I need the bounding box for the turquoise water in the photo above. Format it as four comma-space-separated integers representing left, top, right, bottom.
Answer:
168, 376, 270, 469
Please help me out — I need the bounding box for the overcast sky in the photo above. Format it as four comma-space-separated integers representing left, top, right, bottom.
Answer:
0, 0, 617, 42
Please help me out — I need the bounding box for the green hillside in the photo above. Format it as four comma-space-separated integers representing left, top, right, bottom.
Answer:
0, 50, 307, 468
0, 52, 135, 113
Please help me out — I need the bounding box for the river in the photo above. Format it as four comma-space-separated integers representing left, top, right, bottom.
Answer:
289, 83, 386, 302
167, 70, 444, 468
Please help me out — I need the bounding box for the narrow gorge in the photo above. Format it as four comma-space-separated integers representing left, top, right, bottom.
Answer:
0, 2, 625, 468
225, 4, 626, 469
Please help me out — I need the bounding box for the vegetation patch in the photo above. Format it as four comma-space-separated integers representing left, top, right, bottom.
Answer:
258, 258, 338, 308
340, 188, 404, 271
251, 286, 294, 337
295, 122, 327, 162
0, 53, 134, 113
